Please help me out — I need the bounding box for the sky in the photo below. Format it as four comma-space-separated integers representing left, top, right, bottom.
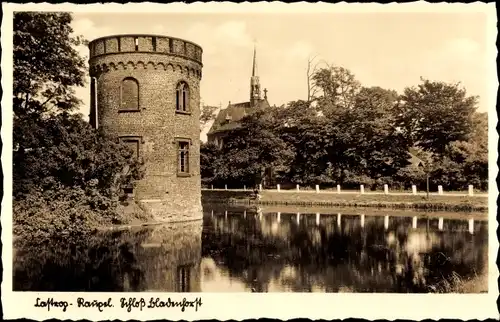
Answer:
70, 9, 493, 140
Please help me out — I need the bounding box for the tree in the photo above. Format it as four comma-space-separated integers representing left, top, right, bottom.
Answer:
200, 141, 220, 184
13, 112, 144, 199
431, 112, 488, 191
312, 65, 361, 113
212, 108, 294, 187
306, 55, 322, 101
12, 12, 145, 237
13, 12, 88, 157
395, 78, 478, 155
13, 12, 86, 119
275, 100, 331, 185
348, 87, 410, 182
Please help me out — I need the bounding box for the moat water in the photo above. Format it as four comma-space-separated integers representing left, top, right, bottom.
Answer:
13, 204, 488, 293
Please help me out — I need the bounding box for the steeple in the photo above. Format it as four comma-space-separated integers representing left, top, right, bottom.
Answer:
252, 45, 257, 77
250, 43, 261, 107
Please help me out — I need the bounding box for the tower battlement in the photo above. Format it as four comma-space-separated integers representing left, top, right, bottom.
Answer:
89, 34, 203, 79
89, 34, 203, 64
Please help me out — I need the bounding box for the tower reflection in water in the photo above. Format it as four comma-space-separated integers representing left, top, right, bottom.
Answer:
13, 219, 203, 292
13, 207, 488, 293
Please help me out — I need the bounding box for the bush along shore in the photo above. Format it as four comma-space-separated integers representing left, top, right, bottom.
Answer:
201, 190, 488, 212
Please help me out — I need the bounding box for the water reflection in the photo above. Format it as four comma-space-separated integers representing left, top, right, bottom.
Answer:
13, 206, 488, 293
14, 221, 202, 292
201, 206, 488, 293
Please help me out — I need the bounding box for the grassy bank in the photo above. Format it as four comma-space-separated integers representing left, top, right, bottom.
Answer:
428, 271, 488, 293
13, 197, 154, 242
202, 190, 488, 212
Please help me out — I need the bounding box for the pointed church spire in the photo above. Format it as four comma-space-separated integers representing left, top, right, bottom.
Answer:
252, 44, 257, 77
250, 43, 261, 106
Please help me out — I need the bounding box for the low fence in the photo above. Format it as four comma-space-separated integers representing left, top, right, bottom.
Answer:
203, 183, 487, 197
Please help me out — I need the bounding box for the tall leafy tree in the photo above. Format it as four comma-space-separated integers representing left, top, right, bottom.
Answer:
212, 108, 294, 187
13, 12, 86, 118
348, 87, 410, 180
395, 78, 478, 155
13, 12, 143, 201
312, 65, 361, 114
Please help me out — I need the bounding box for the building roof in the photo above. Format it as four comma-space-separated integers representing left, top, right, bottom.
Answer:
207, 99, 270, 135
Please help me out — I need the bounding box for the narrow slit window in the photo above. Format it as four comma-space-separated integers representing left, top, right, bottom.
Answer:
175, 82, 189, 113
177, 141, 190, 174
169, 38, 173, 53
134, 37, 139, 51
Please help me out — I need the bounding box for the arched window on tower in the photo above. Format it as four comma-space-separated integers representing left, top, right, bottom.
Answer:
120, 77, 140, 112
175, 81, 189, 113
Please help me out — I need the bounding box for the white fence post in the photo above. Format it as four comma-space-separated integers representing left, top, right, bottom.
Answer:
277, 184, 280, 192
438, 185, 443, 195
360, 185, 364, 194
211, 184, 213, 190
243, 185, 246, 191
315, 185, 320, 193
296, 184, 300, 191
468, 185, 474, 196
438, 217, 444, 230
412, 185, 417, 195
259, 184, 263, 191
384, 184, 389, 195
337, 184, 341, 194
225, 184, 227, 190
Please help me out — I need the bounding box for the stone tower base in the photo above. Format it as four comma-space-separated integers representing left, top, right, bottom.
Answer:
138, 199, 203, 223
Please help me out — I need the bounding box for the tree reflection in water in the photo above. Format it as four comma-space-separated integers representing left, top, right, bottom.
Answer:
13, 207, 487, 293
201, 207, 488, 293
14, 220, 203, 292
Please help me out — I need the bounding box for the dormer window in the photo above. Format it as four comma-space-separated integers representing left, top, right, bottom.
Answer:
175, 81, 190, 114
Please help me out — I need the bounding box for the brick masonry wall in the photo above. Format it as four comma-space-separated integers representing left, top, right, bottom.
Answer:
89, 35, 203, 221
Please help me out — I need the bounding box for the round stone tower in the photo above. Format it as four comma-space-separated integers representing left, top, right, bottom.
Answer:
88, 34, 203, 221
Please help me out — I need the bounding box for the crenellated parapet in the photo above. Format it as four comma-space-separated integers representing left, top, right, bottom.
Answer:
89, 34, 203, 78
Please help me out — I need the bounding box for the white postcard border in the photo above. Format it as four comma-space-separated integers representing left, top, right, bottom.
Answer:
1, 2, 498, 320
